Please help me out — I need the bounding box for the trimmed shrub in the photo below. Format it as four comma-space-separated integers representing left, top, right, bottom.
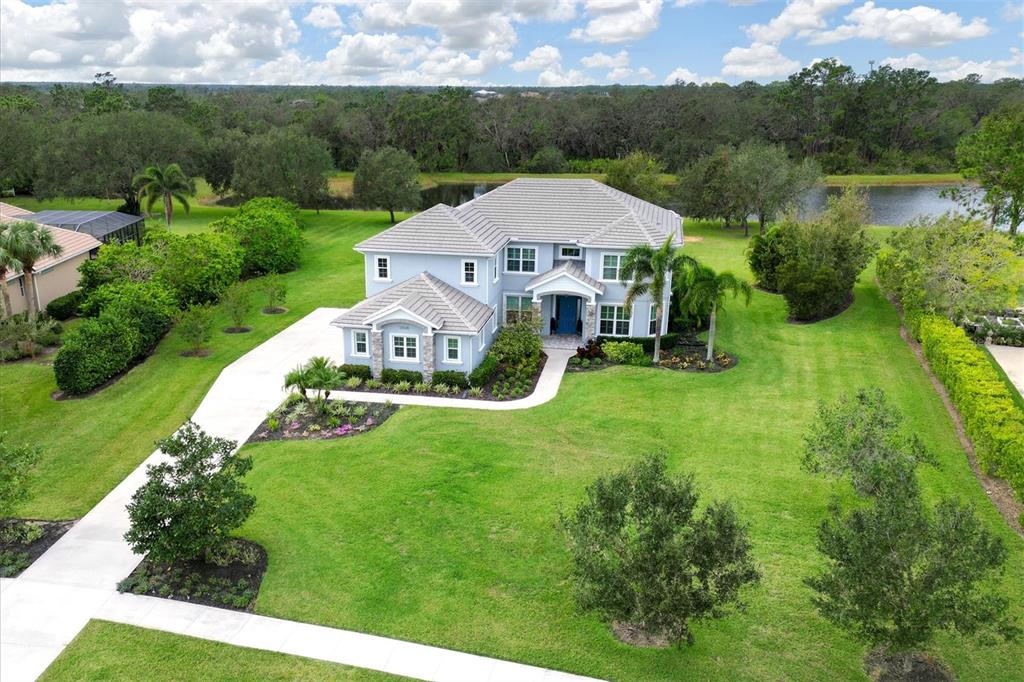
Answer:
339, 364, 372, 381
151, 231, 243, 306
468, 354, 498, 387
432, 370, 469, 389
381, 368, 422, 385
212, 197, 304, 277
82, 281, 177, 352
603, 341, 650, 366
45, 290, 83, 320
54, 315, 142, 395
596, 333, 678, 353
918, 315, 1024, 499
745, 226, 787, 292
490, 321, 542, 367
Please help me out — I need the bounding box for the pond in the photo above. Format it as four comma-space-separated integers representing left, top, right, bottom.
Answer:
415, 181, 969, 227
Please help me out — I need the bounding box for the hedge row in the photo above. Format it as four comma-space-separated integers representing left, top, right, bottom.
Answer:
45, 290, 82, 320
596, 333, 678, 353
918, 315, 1024, 501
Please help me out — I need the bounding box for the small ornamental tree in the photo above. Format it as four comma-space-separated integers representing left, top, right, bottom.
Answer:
353, 147, 422, 223
261, 274, 288, 313
125, 421, 255, 563
802, 388, 936, 497
221, 283, 252, 332
0, 433, 42, 519
177, 304, 214, 355
560, 453, 760, 646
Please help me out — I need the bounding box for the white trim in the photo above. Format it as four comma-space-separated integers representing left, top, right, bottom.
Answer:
351, 329, 370, 357
491, 305, 498, 332
373, 254, 391, 282
493, 257, 500, 283
525, 269, 603, 297
389, 334, 420, 363
442, 335, 462, 364
461, 259, 478, 287
365, 304, 438, 331
503, 246, 538, 275
598, 303, 631, 337
649, 304, 659, 336
598, 252, 625, 283
558, 245, 583, 260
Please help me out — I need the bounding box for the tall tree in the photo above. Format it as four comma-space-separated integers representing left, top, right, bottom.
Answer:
620, 235, 695, 361
133, 163, 195, 227
604, 151, 668, 204
733, 141, 821, 235
353, 146, 421, 223
676, 263, 752, 361
954, 105, 1024, 234
5, 222, 62, 320
231, 127, 332, 210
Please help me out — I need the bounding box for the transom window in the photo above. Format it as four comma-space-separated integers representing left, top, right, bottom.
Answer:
601, 254, 624, 281
352, 330, 369, 356
445, 336, 461, 362
599, 305, 630, 336
462, 260, 477, 285
505, 247, 537, 273
505, 295, 533, 324
391, 335, 418, 360
649, 306, 659, 335
560, 245, 582, 259
375, 256, 390, 281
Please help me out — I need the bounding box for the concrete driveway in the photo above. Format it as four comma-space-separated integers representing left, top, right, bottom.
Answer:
988, 344, 1024, 397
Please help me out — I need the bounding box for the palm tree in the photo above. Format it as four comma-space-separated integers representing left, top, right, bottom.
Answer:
6, 222, 62, 321
0, 223, 27, 317
676, 262, 752, 362
620, 235, 697, 361
284, 363, 312, 400
133, 163, 195, 227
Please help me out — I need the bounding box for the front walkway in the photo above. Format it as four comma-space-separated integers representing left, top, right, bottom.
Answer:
0, 309, 594, 682
988, 344, 1024, 397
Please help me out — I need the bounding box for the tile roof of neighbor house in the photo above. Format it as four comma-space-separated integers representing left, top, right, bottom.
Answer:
355, 178, 682, 255
332, 272, 494, 334
0, 202, 34, 224
525, 259, 606, 294
18, 209, 143, 240
0, 204, 101, 282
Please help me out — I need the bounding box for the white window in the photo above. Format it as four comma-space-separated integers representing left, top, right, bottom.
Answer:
374, 255, 391, 281
599, 305, 630, 336
352, 330, 369, 356
649, 306, 659, 335
505, 246, 537, 273
601, 254, 624, 281
444, 336, 461, 363
560, 245, 582, 259
461, 259, 477, 286
505, 294, 533, 324
391, 335, 418, 361
492, 305, 498, 332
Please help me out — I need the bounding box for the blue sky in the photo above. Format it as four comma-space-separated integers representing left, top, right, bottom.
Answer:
1, 1, 1021, 86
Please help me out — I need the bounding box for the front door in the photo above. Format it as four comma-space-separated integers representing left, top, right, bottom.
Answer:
556, 296, 577, 334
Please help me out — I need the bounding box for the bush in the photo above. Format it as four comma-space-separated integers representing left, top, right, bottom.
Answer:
602, 341, 650, 366
381, 368, 422, 385
338, 364, 372, 381
261, 274, 288, 311
746, 226, 788, 292
596, 333, 677, 354
918, 315, 1024, 499
489, 321, 542, 367
151, 231, 243, 306
45, 290, 82, 320
220, 283, 252, 329
526, 146, 567, 173
468, 354, 498, 387
85, 281, 176, 352
0, 314, 62, 361
432, 370, 469, 389
0, 433, 42, 517
177, 305, 214, 355
54, 315, 142, 395
212, 197, 304, 277
576, 338, 606, 360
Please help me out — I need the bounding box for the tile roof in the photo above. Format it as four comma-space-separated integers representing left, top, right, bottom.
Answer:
355, 178, 682, 256
525, 259, 605, 294
0, 202, 34, 224
2, 223, 101, 282
332, 272, 494, 334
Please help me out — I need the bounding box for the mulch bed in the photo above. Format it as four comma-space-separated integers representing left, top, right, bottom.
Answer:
864, 648, 954, 682
0, 519, 75, 578
247, 397, 398, 444
568, 345, 738, 373
223, 326, 252, 334
117, 538, 267, 612
261, 306, 288, 315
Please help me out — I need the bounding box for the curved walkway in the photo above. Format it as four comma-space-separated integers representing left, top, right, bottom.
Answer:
0, 309, 592, 682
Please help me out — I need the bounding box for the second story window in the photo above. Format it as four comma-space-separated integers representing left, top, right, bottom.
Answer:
601, 254, 624, 281
505, 246, 536, 273
560, 245, 582, 259
462, 259, 477, 285
375, 255, 391, 281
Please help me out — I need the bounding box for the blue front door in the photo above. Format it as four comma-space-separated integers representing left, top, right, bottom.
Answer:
556, 296, 577, 334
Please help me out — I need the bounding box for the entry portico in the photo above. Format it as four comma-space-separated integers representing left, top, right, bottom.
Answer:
525, 260, 605, 339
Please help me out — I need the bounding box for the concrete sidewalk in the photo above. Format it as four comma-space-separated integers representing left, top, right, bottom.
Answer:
988, 344, 1024, 397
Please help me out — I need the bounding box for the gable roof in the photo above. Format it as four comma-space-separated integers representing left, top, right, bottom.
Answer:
525, 259, 605, 295
332, 272, 494, 334
355, 178, 681, 256
19, 210, 142, 239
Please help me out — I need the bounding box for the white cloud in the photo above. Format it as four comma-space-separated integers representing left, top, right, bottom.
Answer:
28, 48, 61, 64
581, 49, 629, 68
1003, 2, 1024, 22
664, 66, 723, 84
722, 42, 800, 78
538, 65, 591, 86
304, 4, 345, 31
570, 0, 663, 43
882, 48, 1023, 82
811, 1, 990, 48
745, 0, 852, 44
511, 44, 562, 71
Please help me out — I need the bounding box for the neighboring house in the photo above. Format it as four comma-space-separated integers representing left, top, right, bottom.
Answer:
18, 209, 144, 245
332, 179, 682, 381
1, 203, 101, 317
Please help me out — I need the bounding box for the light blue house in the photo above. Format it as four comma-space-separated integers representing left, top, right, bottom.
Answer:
332, 178, 683, 381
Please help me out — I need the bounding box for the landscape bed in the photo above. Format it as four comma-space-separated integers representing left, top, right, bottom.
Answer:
247, 397, 398, 444
0, 519, 75, 577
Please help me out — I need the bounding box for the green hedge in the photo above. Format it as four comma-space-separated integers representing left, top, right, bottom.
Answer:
596, 333, 677, 353
432, 370, 469, 389
918, 315, 1024, 500
468, 354, 498, 387
53, 316, 142, 395
338, 364, 372, 381
45, 290, 82, 320
602, 341, 650, 366
381, 368, 422, 385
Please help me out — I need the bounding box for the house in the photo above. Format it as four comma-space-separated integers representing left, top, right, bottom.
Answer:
331, 179, 682, 381
1, 203, 101, 317
17, 209, 144, 245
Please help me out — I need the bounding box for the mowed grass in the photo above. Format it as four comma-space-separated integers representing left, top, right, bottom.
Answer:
40, 620, 402, 681
236, 222, 1023, 681
0, 206, 409, 518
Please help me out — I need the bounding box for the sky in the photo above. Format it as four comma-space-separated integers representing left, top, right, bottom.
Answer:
0, 0, 1021, 87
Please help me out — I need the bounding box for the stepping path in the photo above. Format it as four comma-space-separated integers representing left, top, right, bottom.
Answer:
0, 308, 588, 682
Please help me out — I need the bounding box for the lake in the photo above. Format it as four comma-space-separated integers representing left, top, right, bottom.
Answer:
418, 181, 967, 227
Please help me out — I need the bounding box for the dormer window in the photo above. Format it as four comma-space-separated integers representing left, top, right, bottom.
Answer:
374, 255, 391, 281
560, 245, 582, 259
462, 259, 477, 286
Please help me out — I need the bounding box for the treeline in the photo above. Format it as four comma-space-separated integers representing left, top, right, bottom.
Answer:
1, 61, 1022, 204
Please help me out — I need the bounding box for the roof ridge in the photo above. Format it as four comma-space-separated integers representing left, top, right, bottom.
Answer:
581, 212, 631, 244
420, 272, 473, 329
441, 204, 493, 252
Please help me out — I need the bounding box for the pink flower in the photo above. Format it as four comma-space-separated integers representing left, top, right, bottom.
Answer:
365, 417, 375, 427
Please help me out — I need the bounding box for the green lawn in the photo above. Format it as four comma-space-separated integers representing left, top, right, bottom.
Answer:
0, 207, 408, 518
823, 173, 965, 186
233, 222, 1022, 681
40, 620, 401, 681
